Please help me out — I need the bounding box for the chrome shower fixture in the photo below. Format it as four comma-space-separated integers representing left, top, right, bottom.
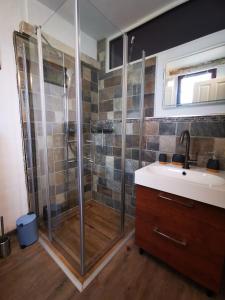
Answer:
128, 35, 136, 62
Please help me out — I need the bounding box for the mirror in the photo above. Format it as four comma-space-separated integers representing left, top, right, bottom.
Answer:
164, 44, 225, 107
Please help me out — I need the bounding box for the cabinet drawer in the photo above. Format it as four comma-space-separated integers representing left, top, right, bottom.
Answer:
135, 218, 225, 292
136, 205, 225, 261
136, 185, 225, 230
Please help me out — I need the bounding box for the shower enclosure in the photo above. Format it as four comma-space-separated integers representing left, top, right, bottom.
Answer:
14, 0, 148, 278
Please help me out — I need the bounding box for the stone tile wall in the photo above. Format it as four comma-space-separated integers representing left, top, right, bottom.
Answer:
16, 34, 225, 221
92, 39, 157, 216
95, 38, 225, 217
143, 115, 225, 169
15, 33, 98, 219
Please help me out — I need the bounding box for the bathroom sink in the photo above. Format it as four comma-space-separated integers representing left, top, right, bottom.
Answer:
148, 163, 225, 186
135, 162, 225, 209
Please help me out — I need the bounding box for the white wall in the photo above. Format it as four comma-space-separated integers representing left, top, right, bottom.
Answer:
80, 31, 97, 60
154, 29, 225, 117
25, 0, 97, 59
0, 0, 28, 232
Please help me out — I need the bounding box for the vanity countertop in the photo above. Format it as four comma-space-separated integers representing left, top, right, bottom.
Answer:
135, 162, 225, 209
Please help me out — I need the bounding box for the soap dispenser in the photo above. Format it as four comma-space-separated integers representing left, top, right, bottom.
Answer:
159, 153, 167, 164
207, 152, 220, 173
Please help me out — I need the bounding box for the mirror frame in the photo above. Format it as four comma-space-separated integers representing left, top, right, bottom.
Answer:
163, 43, 225, 109
154, 29, 225, 118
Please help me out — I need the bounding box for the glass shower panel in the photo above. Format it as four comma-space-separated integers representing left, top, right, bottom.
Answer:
17, 0, 136, 276
14, 33, 48, 224
125, 54, 146, 224
78, 0, 132, 271
125, 61, 143, 217
38, 0, 81, 270
12, 0, 147, 280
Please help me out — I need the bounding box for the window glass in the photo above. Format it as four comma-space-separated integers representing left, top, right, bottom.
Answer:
109, 36, 123, 69
177, 69, 216, 104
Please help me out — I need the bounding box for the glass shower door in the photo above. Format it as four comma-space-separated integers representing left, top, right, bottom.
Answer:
78, 0, 131, 272
17, 0, 135, 276
35, 0, 81, 271
14, 33, 47, 224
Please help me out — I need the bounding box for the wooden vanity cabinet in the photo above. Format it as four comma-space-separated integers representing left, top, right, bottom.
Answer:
135, 185, 225, 293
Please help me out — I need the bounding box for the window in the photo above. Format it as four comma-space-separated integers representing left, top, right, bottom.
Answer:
109, 36, 123, 70
177, 69, 217, 104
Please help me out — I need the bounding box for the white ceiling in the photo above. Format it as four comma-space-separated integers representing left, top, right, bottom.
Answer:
37, 0, 189, 40
89, 0, 187, 32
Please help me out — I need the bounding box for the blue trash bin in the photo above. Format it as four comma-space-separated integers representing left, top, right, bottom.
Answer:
16, 213, 38, 248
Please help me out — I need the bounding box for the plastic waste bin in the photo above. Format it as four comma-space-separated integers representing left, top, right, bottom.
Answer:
16, 213, 38, 248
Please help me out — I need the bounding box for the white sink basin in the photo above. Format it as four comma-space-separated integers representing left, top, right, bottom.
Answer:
135, 162, 225, 209
149, 164, 225, 186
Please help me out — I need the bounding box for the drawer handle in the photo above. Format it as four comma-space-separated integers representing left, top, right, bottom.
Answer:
153, 227, 187, 247
158, 193, 194, 208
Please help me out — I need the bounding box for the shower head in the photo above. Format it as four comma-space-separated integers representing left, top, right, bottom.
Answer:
128, 35, 136, 62
66, 69, 74, 86
67, 69, 73, 79
130, 35, 135, 45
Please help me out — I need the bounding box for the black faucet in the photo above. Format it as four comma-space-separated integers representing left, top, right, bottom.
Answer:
179, 130, 191, 169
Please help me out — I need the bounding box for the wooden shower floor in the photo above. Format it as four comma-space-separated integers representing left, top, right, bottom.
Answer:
50, 200, 134, 270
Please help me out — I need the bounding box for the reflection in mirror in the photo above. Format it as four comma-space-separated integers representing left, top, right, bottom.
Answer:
164, 44, 225, 107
